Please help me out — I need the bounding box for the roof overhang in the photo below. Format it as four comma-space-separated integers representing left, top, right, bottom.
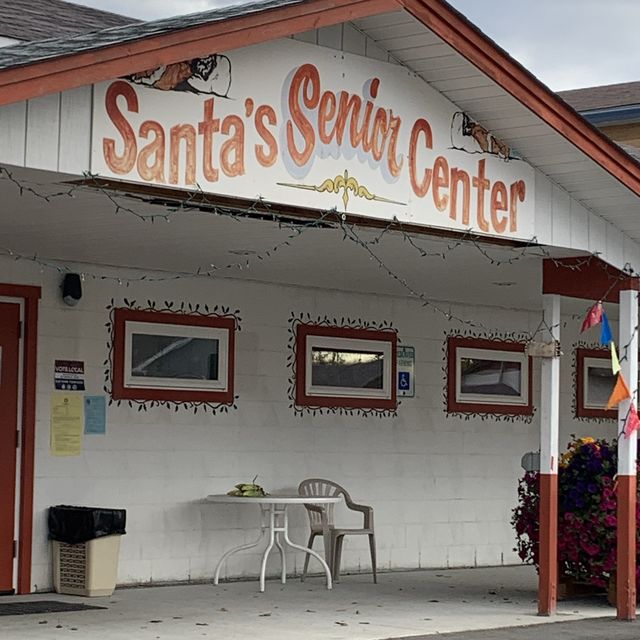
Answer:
0, 0, 639, 243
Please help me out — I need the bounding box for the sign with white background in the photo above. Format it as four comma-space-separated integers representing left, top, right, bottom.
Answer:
92, 39, 535, 240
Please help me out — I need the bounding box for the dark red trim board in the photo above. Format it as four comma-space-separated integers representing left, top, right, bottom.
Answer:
446, 336, 533, 416
0, 0, 399, 106
295, 323, 397, 410
575, 347, 615, 420
0, 283, 41, 594
111, 308, 235, 404
543, 257, 640, 304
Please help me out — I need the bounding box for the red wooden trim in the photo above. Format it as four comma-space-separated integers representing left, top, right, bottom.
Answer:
617, 474, 637, 620
0, 283, 40, 594
0, 0, 399, 107
446, 336, 533, 415
295, 323, 397, 410
575, 347, 615, 420
111, 308, 235, 404
543, 257, 639, 303
401, 0, 640, 198
538, 473, 558, 616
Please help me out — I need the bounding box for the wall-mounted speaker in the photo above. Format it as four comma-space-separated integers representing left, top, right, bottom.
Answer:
62, 273, 82, 307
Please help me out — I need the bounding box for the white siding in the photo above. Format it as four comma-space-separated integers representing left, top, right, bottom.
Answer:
0, 35, 637, 270
1, 255, 612, 591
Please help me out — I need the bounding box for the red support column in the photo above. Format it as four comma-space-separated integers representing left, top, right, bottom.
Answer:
617, 475, 637, 619
538, 474, 558, 615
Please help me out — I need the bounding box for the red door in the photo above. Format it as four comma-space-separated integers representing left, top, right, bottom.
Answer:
0, 302, 20, 593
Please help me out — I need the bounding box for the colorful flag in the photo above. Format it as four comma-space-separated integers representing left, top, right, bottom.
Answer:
600, 312, 613, 346
607, 373, 632, 409
624, 403, 640, 438
581, 302, 603, 333
611, 342, 621, 375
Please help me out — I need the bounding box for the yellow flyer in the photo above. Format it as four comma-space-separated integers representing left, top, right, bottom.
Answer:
50, 393, 83, 456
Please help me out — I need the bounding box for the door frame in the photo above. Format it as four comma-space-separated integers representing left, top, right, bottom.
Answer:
0, 284, 40, 594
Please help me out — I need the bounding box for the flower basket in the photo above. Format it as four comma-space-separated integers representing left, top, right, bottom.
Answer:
512, 436, 636, 593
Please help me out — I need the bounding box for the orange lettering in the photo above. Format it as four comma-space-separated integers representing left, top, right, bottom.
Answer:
286, 64, 320, 167
450, 168, 470, 224
510, 180, 526, 232
103, 81, 138, 174
491, 181, 508, 234
254, 105, 278, 168
137, 120, 165, 182
198, 98, 220, 183
472, 159, 490, 233
169, 124, 196, 185
432, 156, 449, 212
318, 91, 337, 145
409, 118, 433, 197
220, 115, 245, 177
387, 112, 404, 177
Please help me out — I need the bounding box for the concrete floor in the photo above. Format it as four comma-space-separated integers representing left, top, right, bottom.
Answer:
1, 566, 611, 640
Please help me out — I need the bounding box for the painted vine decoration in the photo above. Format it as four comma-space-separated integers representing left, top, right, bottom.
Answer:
287, 311, 399, 418
572, 340, 616, 424
443, 328, 536, 423
104, 297, 241, 414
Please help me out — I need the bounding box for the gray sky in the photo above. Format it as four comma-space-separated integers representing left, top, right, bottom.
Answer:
81, 0, 638, 90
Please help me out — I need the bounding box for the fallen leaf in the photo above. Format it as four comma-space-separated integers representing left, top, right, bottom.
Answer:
335, 621, 348, 626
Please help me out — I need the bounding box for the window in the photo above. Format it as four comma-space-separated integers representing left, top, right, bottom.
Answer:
447, 336, 532, 414
296, 324, 397, 409
112, 308, 235, 403
576, 347, 616, 419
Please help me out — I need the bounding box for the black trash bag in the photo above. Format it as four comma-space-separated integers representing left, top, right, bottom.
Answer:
48, 505, 126, 545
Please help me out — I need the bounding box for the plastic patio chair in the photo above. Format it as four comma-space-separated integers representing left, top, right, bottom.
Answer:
298, 478, 376, 583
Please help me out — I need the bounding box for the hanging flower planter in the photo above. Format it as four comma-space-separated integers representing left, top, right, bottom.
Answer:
512, 436, 638, 595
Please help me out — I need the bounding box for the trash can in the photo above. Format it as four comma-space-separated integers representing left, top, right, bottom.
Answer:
48, 505, 126, 597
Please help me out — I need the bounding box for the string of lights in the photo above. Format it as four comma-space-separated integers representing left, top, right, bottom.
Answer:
1, 165, 639, 339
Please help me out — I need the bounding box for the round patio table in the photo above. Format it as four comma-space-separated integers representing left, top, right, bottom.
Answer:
206, 494, 341, 592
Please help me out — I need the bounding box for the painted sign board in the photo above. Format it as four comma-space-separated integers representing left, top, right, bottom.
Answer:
91, 39, 535, 241
397, 346, 415, 398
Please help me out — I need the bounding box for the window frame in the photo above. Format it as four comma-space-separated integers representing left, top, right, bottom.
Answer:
295, 324, 397, 410
112, 308, 235, 403
575, 347, 616, 419
447, 336, 533, 415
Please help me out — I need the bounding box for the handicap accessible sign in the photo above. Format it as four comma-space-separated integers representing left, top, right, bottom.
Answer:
397, 346, 415, 398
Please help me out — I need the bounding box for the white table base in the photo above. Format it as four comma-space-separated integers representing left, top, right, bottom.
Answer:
213, 503, 333, 592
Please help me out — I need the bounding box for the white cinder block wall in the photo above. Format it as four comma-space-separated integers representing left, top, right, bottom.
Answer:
1, 258, 615, 591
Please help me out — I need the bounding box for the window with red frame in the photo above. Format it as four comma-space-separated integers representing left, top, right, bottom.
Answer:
575, 347, 616, 419
112, 308, 235, 404
295, 324, 397, 410
447, 336, 533, 415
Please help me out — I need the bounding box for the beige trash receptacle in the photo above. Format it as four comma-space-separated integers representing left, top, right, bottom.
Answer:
53, 534, 121, 597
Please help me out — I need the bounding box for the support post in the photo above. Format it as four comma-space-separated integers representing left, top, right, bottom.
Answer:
617, 286, 638, 621
538, 294, 560, 616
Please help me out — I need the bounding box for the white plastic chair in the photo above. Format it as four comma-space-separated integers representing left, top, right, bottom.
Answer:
298, 478, 376, 583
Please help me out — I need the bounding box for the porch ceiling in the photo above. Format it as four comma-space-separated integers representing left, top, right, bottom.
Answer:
0, 167, 591, 315
350, 11, 640, 241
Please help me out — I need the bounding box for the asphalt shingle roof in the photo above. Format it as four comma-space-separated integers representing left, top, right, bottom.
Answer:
0, 0, 137, 42
559, 81, 640, 112
0, 0, 306, 71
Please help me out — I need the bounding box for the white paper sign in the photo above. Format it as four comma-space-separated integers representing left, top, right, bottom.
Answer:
91, 39, 535, 240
